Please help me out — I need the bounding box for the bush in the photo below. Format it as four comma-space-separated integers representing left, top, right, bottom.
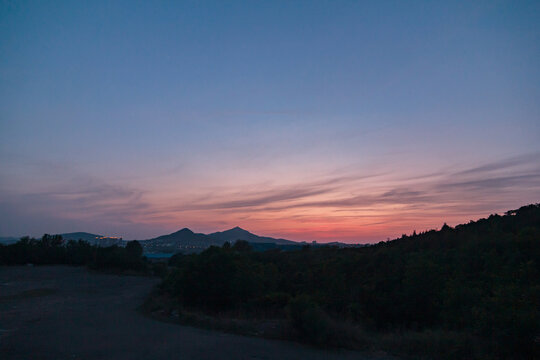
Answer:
151, 262, 169, 278
287, 295, 335, 345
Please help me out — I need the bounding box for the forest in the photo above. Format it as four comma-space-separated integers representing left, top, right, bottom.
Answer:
160, 204, 540, 359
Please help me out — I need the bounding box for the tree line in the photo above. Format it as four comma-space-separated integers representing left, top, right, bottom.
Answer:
0, 234, 147, 272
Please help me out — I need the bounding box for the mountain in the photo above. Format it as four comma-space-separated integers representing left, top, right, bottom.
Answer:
141, 226, 364, 254
149, 228, 216, 245
141, 226, 298, 253
142, 228, 221, 253
61, 232, 103, 242
61, 232, 122, 246
208, 226, 297, 245
4, 228, 357, 253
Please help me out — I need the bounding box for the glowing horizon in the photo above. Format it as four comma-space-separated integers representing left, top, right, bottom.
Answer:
2, 152, 538, 243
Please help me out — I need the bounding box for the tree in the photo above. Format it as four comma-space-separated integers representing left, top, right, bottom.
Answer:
126, 240, 143, 257
232, 240, 251, 252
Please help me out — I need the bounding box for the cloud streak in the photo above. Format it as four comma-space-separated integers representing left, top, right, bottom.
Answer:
1, 153, 539, 242
0, 164, 154, 237
142, 153, 540, 242
454, 153, 540, 176
165, 156, 539, 213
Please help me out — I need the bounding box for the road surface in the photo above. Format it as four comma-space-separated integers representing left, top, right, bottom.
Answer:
0, 266, 393, 360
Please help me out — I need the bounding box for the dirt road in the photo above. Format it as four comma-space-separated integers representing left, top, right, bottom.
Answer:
0, 266, 392, 360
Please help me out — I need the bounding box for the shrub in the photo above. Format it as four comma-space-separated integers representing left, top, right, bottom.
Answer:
151, 262, 169, 278
286, 295, 335, 345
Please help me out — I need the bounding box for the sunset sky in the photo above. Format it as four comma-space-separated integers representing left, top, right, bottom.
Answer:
1, 1, 539, 242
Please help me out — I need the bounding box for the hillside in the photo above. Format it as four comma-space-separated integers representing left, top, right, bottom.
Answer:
61, 232, 103, 242
61, 232, 122, 246
160, 203, 540, 360
142, 228, 221, 253
208, 226, 296, 245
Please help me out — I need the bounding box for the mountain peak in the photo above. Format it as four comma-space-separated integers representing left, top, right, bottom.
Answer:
207, 227, 295, 245
174, 228, 194, 234
61, 232, 103, 239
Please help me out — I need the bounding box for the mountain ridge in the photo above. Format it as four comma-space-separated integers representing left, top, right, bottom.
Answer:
208, 226, 297, 245
61, 232, 103, 241
61, 232, 123, 246
141, 226, 299, 253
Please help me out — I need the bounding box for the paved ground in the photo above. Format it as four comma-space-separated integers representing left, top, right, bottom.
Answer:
0, 266, 393, 360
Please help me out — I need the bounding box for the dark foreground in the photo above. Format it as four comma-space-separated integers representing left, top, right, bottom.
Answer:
0, 266, 392, 360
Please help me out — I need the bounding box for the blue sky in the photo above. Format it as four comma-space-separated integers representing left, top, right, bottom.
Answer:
1, 1, 539, 241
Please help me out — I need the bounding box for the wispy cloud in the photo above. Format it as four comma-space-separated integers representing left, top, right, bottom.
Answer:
150, 152, 540, 240
1, 153, 539, 242
0, 163, 152, 237
454, 153, 540, 176
439, 173, 540, 191
194, 186, 334, 209
160, 174, 380, 212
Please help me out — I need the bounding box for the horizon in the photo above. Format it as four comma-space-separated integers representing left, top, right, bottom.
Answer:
1, 1, 539, 243
0, 224, 378, 243
0, 204, 535, 244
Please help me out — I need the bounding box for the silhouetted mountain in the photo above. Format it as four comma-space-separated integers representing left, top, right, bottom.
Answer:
209, 226, 296, 245
150, 228, 213, 244
141, 226, 298, 253
61, 232, 103, 242
141, 226, 365, 253
142, 228, 221, 253
61, 232, 122, 246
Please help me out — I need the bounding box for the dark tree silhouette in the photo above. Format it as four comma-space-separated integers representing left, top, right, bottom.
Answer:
126, 240, 143, 257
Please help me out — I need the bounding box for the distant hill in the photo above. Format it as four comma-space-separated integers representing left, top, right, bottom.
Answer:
140, 226, 368, 254
61, 232, 103, 242
0, 236, 19, 245
5, 227, 358, 253
208, 226, 297, 245
61, 232, 122, 246
142, 226, 298, 253
149, 228, 217, 246
1, 233, 117, 246
142, 228, 221, 253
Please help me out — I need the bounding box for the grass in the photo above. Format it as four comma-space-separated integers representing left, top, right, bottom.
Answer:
140, 289, 289, 339
141, 288, 510, 359
142, 289, 468, 358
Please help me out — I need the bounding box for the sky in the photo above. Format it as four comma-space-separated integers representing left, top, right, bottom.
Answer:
1, 0, 539, 242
